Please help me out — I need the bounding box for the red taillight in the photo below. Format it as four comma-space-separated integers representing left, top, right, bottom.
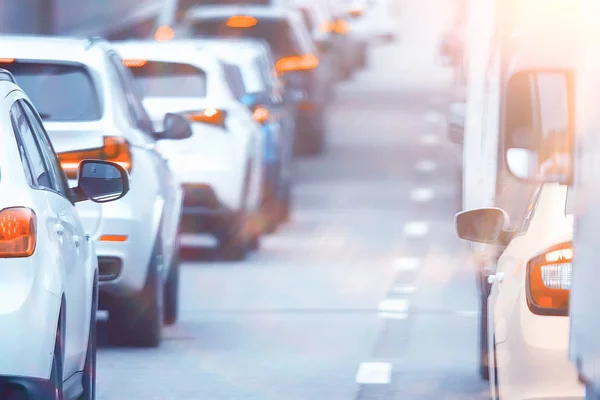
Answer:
58, 136, 132, 179
275, 54, 319, 75
155, 25, 175, 41
0, 208, 36, 258
527, 241, 573, 315
252, 107, 269, 124
187, 108, 225, 126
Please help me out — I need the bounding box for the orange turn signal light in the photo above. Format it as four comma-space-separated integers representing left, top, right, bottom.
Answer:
122, 59, 147, 68
58, 136, 132, 179
99, 235, 128, 242
0, 208, 36, 258
527, 241, 573, 314
188, 108, 225, 126
0, 58, 15, 63
226, 15, 258, 28
155, 25, 175, 41
333, 19, 350, 34
252, 107, 269, 124
275, 54, 319, 74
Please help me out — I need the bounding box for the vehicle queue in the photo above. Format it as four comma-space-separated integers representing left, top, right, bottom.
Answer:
0, 0, 395, 398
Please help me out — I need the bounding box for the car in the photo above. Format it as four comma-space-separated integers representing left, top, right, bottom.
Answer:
0, 35, 191, 347
114, 39, 266, 259
0, 69, 129, 399
195, 37, 296, 231
171, 5, 330, 154
456, 183, 583, 400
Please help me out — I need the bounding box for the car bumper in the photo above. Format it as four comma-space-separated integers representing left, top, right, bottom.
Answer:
179, 184, 238, 236
0, 285, 59, 380
496, 299, 584, 400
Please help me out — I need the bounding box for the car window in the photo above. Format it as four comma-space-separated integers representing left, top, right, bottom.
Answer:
519, 185, 543, 234
1, 61, 102, 122
239, 58, 267, 94
21, 100, 70, 198
221, 62, 247, 101
10, 101, 54, 190
126, 61, 207, 98
109, 53, 154, 134
189, 17, 302, 58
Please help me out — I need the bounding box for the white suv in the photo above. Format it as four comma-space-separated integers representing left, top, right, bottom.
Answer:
0, 36, 192, 347
0, 69, 129, 399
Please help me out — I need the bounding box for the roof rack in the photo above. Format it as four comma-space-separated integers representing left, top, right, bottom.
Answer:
0, 69, 16, 84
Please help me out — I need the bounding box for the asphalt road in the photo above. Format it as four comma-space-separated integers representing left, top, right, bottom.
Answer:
96, 0, 489, 398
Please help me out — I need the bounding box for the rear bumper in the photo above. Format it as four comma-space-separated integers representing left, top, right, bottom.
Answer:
179, 184, 236, 236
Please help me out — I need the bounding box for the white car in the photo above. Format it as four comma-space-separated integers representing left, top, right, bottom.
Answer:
0, 36, 191, 347
456, 183, 583, 399
114, 40, 265, 260
0, 69, 129, 399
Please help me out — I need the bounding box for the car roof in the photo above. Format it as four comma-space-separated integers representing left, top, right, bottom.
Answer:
0, 35, 110, 65
185, 4, 293, 20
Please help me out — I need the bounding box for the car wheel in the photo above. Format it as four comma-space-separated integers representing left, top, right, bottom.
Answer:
219, 212, 250, 261
107, 236, 163, 347
79, 278, 97, 400
163, 249, 180, 326
51, 318, 64, 400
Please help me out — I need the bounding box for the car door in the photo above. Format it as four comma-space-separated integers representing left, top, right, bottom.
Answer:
109, 52, 182, 273
10, 98, 86, 378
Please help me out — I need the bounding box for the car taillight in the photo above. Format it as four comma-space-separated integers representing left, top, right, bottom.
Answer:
275, 54, 319, 75
187, 108, 226, 126
252, 106, 269, 124
0, 208, 36, 258
526, 241, 573, 315
58, 136, 132, 179
155, 25, 175, 41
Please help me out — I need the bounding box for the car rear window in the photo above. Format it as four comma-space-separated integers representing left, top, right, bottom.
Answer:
1, 62, 102, 122
127, 61, 207, 98
189, 18, 300, 58
178, 0, 273, 17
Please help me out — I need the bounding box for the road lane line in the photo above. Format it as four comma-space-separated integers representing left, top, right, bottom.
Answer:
393, 257, 421, 271
424, 111, 445, 125
391, 285, 418, 294
415, 160, 437, 172
377, 312, 408, 320
410, 188, 435, 203
420, 133, 440, 146
378, 299, 409, 313
403, 222, 429, 238
356, 362, 393, 384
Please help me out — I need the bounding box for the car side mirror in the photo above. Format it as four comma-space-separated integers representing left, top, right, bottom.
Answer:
455, 208, 513, 246
155, 113, 193, 140
504, 69, 574, 185
73, 160, 130, 203
447, 102, 465, 144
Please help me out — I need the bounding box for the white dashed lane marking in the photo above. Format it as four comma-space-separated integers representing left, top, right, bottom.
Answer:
403, 222, 429, 238
415, 160, 437, 172
356, 362, 393, 384
393, 257, 422, 271
378, 299, 409, 313
420, 133, 440, 146
410, 187, 435, 203
391, 285, 418, 294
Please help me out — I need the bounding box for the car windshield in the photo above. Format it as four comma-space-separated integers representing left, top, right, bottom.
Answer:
127, 61, 207, 98
189, 18, 298, 58
1, 62, 102, 121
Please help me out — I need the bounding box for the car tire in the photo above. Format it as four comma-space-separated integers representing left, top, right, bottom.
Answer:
51, 316, 64, 400
163, 249, 180, 326
79, 278, 97, 400
219, 212, 250, 261
107, 236, 163, 347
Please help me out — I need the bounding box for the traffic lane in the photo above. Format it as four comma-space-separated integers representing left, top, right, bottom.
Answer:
95, 97, 454, 400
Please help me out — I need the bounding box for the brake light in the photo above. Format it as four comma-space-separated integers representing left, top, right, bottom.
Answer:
333, 19, 350, 34
187, 108, 225, 126
155, 25, 175, 41
0, 58, 15, 63
227, 15, 258, 28
252, 107, 269, 124
527, 242, 573, 315
0, 208, 36, 258
275, 54, 319, 74
58, 136, 132, 179
123, 59, 147, 68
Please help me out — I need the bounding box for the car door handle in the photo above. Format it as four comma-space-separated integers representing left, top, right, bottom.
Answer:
54, 223, 65, 236
73, 235, 81, 248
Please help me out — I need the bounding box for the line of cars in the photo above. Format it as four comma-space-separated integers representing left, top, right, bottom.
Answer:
0, 0, 396, 398
443, 0, 600, 399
